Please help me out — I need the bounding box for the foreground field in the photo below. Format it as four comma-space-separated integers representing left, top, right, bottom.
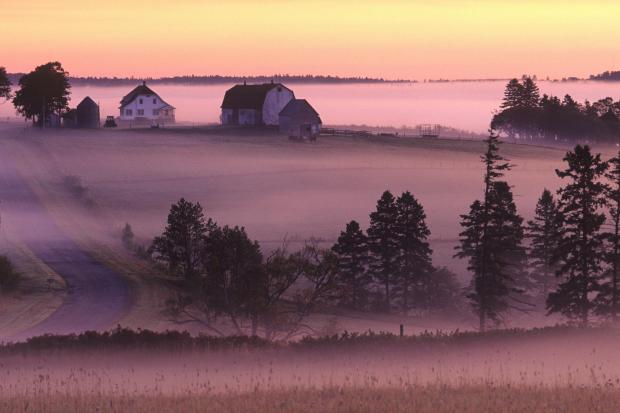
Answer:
4, 386, 620, 413
2, 327, 620, 412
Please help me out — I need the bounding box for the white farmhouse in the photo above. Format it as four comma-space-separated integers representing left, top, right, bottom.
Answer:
119, 82, 175, 124
220, 82, 294, 126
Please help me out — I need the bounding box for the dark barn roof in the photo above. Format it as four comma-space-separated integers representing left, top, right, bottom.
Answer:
279, 99, 322, 124
221, 83, 287, 110
77, 96, 98, 110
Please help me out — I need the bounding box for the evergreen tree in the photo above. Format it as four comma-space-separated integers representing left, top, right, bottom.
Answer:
500, 78, 524, 109
456, 131, 519, 331
548, 145, 608, 326
520, 76, 541, 108
150, 198, 216, 281
393, 191, 433, 313
526, 189, 563, 302
367, 190, 399, 311
598, 151, 620, 321
331, 220, 372, 310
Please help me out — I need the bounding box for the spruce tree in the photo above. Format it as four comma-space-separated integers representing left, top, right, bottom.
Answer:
547, 145, 608, 326
520, 76, 541, 109
598, 151, 620, 321
393, 191, 433, 314
367, 190, 399, 311
501, 79, 524, 109
455, 131, 518, 331
526, 189, 563, 302
331, 220, 372, 310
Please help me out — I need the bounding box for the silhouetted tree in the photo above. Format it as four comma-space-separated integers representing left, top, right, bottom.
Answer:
527, 189, 563, 302
0, 67, 11, 101
393, 191, 433, 313
424, 267, 463, 313
150, 198, 216, 281
367, 191, 399, 311
548, 145, 608, 326
456, 132, 520, 331
12, 61, 71, 126
597, 151, 620, 321
331, 220, 371, 310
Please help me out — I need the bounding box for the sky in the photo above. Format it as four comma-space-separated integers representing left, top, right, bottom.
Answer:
2, 0, 620, 80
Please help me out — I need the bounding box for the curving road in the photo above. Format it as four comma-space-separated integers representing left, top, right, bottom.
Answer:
0, 143, 132, 342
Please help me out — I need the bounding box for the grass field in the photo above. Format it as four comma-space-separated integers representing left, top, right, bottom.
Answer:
2, 327, 620, 412
4, 385, 620, 413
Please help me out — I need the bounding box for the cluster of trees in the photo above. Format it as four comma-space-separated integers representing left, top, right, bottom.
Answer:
491, 77, 620, 142
457, 132, 620, 330
143, 193, 462, 338
589, 71, 620, 81
0, 62, 71, 126
332, 192, 460, 314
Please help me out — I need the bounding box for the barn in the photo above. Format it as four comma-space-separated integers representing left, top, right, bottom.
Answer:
76, 97, 100, 128
119, 82, 175, 124
221, 82, 294, 126
278, 99, 322, 139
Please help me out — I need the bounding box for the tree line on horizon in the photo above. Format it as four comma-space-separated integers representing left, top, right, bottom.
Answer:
492, 76, 620, 142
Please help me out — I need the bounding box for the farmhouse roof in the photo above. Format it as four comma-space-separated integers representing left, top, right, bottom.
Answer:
279, 99, 322, 124
119, 82, 174, 108
221, 83, 288, 110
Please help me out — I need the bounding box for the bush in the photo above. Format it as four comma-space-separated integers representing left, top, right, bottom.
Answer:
62, 175, 94, 207
0, 255, 20, 291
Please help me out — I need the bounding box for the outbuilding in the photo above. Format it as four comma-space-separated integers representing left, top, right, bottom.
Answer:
76, 97, 100, 128
221, 82, 294, 126
278, 99, 322, 139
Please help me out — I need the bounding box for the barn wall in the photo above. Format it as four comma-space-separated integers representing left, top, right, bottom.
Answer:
239, 109, 260, 125
221, 109, 235, 125
263, 87, 294, 125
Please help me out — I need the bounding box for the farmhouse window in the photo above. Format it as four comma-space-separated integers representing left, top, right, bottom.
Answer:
137, 109, 144, 116
139, 98, 143, 104
125, 109, 133, 116
153, 98, 157, 104
153, 109, 159, 116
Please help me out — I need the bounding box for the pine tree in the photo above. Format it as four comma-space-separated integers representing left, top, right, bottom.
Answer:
501, 79, 524, 109
331, 220, 372, 310
548, 145, 608, 326
367, 190, 399, 311
597, 151, 620, 321
455, 131, 517, 331
393, 191, 433, 314
526, 189, 563, 302
520, 77, 541, 109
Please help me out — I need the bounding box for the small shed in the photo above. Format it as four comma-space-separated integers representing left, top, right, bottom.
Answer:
62, 109, 78, 128
278, 99, 322, 139
76, 97, 100, 128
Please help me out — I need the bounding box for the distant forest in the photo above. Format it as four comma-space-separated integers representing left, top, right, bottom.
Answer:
590, 71, 620, 81
7, 73, 411, 87
492, 77, 620, 142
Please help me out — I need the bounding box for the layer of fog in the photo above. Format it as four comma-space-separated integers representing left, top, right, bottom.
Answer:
0, 125, 572, 284
3, 80, 620, 132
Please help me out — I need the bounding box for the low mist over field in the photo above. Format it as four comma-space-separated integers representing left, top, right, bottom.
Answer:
0, 125, 569, 282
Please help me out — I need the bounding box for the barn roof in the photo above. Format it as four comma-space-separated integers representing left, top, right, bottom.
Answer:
77, 96, 98, 110
119, 82, 174, 108
279, 99, 322, 124
221, 83, 289, 110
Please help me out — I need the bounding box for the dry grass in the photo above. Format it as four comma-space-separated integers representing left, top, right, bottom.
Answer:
2, 385, 619, 413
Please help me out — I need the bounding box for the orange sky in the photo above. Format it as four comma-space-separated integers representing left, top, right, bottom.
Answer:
2, 0, 619, 79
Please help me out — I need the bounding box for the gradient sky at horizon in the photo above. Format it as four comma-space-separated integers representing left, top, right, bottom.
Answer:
2, 0, 619, 79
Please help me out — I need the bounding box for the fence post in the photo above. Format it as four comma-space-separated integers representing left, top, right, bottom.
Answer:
399, 324, 404, 337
